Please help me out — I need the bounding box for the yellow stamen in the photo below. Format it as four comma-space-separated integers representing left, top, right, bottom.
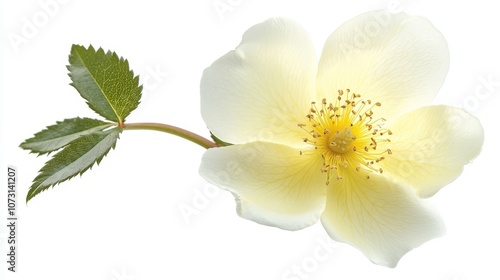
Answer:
298, 89, 392, 182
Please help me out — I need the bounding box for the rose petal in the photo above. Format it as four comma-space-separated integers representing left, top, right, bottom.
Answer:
317, 10, 450, 120
199, 142, 326, 230
321, 169, 445, 267
201, 18, 317, 146
378, 105, 484, 197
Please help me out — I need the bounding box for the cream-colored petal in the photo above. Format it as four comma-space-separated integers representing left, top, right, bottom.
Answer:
378, 105, 484, 198
321, 169, 445, 267
201, 18, 317, 146
317, 10, 449, 120
199, 142, 326, 230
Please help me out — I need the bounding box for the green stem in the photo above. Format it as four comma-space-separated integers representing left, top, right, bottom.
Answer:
122, 122, 217, 149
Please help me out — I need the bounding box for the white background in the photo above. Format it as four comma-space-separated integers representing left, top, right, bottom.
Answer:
1, 0, 499, 279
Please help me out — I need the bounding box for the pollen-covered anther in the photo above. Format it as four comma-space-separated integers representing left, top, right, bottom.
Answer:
302, 137, 316, 145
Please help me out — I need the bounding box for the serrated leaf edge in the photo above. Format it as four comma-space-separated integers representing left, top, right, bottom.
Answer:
20, 118, 113, 155
67, 44, 142, 124
26, 127, 121, 203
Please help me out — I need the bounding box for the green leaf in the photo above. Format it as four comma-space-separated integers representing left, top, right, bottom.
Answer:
20, 118, 113, 155
26, 127, 122, 203
67, 45, 142, 124
210, 132, 232, 146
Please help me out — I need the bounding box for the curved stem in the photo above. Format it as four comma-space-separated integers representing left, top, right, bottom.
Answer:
122, 122, 217, 149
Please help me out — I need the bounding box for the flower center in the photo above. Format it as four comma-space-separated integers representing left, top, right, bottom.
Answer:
298, 89, 392, 183
328, 127, 355, 154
